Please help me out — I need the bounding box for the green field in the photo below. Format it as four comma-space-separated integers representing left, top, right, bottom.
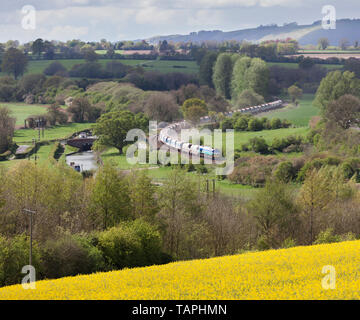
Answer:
138, 60, 199, 74
1, 103, 48, 126
0, 59, 199, 77
230, 127, 309, 151
14, 123, 92, 144
263, 94, 318, 127
267, 62, 343, 70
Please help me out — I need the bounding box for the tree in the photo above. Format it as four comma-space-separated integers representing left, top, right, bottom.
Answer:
235, 89, 265, 108
231, 56, 252, 101
288, 85, 303, 105
67, 97, 100, 123
1, 48, 28, 79
0, 107, 15, 153
43, 62, 67, 76
32, 38, 44, 58
314, 71, 360, 113
128, 171, 158, 222
157, 169, 200, 257
248, 136, 268, 153
199, 51, 217, 88
248, 179, 296, 248
144, 92, 180, 122
231, 57, 269, 101
297, 167, 333, 244
93, 110, 148, 154
299, 57, 315, 70
83, 48, 99, 62
325, 94, 360, 129
181, 98, 208, 123
318, 38, 329, 50
212, 53, 233, 99
339, 38, 350, 50
273, 161, 295, 183
344, 58, 360, 78
46, 104, 68, 126
246, 58, 269, 98
90, 161, 131, 229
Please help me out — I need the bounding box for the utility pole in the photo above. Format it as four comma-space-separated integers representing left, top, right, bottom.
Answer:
22, 209, 36, 266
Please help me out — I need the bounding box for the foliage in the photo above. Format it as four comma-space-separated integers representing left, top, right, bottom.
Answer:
212, 53, 233, 99
93, 110, 148, 154
97, 219, 164, 269
314, 71, 360, 113
1, 48, 28, 79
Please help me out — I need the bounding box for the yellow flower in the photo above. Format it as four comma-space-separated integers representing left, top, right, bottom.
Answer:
0, 241, 359, 300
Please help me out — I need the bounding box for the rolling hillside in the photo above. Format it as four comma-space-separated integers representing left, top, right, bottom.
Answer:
147, 19, 360, 46
1, 240, 359, 300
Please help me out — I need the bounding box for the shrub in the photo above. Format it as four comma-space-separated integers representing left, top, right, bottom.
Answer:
97, 219, 165, 270
282, 238, 297, 248
247, 118, 263, 131
41, 233, 105, 279
249, 137, 268, 154
234, 117, 248, 131
314, 228, 341, 245
43, 62, 67, 76
0, 234, 42, 287
273, 161, 295, 182
270, 118, 282, 130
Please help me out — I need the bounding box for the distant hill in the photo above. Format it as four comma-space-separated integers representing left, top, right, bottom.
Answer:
147, 19, 360, 46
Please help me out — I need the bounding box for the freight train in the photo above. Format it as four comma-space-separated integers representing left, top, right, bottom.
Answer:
158, 100, 283, 160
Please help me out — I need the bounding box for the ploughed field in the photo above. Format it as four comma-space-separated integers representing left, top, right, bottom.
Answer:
0, 240, 359, 299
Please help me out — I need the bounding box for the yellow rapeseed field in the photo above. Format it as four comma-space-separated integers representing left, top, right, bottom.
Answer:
1, 240, 360, 300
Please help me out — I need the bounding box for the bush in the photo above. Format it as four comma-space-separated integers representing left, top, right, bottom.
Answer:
41, 233, 105, 279
270, 118, 282, 129
97, 219, 165, 270
314, 228, 341, 245
273, 161, 295, 183
249, 137, 268, 154
247, 118, 263, 131
0, 234, 42, 287
43, 62, 67, 76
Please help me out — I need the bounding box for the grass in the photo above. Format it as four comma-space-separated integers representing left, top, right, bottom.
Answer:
1, 240, 360, 299
138, 60, 199, 74
263, 94, 318, 127
232, 127, 309, 151
0, 59, 199, 77
14, 123, 92, 144
101, 147, 154, 170
267, 62, 343, 70
2, 103, 48, 126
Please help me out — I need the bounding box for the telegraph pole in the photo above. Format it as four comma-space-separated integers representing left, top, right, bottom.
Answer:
22, 209, 36, 266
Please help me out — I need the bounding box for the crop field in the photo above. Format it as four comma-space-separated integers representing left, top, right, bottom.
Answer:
264, 94, 318, 127
1, 240, 359, 300
1, 103, 48, 127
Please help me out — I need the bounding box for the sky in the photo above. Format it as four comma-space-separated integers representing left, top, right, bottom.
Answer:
0, 0, 359, 43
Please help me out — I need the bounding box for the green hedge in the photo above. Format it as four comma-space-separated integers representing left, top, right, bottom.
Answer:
48, 142, 65, 161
